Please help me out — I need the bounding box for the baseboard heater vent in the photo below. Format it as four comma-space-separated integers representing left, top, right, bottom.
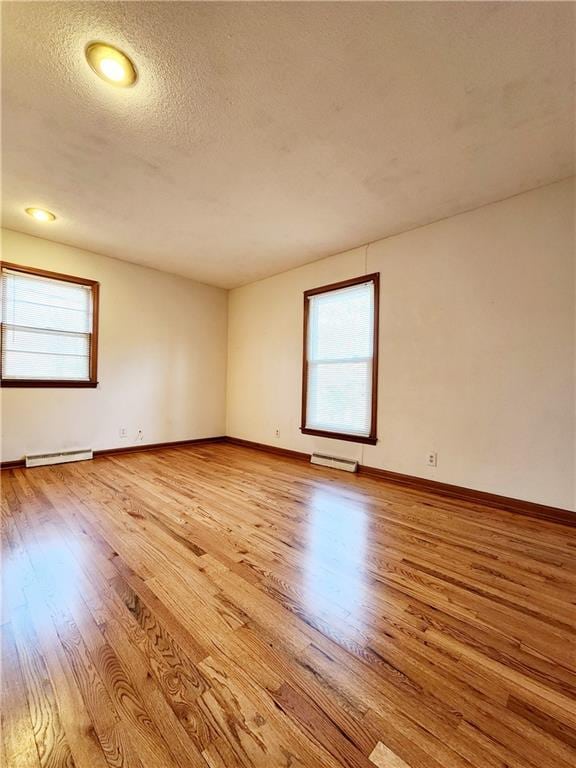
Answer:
310, 452, 358, 473
25, 449, 93, 468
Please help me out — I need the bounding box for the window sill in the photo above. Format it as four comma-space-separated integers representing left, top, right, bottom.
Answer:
1, 380, 99, 388
300, 427, 377, 445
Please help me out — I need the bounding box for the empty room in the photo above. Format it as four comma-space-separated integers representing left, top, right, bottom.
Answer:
1, 2, 574, 767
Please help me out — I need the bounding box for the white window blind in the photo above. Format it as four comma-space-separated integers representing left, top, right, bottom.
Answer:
1, 268, 94, 381
305, 278, 376, 438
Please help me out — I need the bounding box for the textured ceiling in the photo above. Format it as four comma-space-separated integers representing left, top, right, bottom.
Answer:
2, 2, 574, 288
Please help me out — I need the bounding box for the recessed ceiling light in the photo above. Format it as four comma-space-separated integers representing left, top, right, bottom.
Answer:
85, 42, 137, 87
25, 207, 56, 222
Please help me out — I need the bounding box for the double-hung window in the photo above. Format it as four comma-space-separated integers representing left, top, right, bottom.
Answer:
0, 262, 99, 387
301, 273, 379, 444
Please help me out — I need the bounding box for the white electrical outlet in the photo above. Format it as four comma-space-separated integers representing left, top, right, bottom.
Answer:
274, 428, 280, 439
119, 427, 128, 438
427, 451, 438, 467
136, 429, 144, 442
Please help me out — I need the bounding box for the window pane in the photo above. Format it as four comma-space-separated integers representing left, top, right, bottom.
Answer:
307, 361, 372, 436
2, 350, 90, 380
2, 272, 91, 333
309, 283, 373, 362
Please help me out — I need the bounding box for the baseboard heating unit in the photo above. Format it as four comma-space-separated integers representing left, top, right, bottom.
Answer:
310, 452, 358, 473
25, 449, 93, 468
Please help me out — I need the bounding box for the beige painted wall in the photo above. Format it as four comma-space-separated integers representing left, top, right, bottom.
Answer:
1, 229, 228, 461
227, 179, 575, 510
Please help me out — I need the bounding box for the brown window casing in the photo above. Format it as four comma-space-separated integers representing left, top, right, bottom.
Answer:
301, 273, 379, 445
0, 261, 99, 388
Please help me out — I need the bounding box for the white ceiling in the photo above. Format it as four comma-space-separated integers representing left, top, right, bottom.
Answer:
2, 2, 574, 289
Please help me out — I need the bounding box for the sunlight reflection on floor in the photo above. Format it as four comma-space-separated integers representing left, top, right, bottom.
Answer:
3, 535, 81, 626
304, 487, 369, 632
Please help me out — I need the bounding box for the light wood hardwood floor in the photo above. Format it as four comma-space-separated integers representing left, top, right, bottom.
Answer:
1, 443, 575, 767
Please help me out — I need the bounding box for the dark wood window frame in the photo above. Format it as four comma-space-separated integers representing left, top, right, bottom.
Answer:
301, 272, 379, 445
0, 261, 100, 388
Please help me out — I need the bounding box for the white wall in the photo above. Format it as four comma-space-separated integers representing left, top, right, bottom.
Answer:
1, 229, 228, 461
227, 179, 575, 510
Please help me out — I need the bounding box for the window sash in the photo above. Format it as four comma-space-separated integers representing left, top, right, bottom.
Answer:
306, 359, 373, 437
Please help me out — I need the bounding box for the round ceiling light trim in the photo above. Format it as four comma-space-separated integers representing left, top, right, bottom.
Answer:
85, 41, 138, 87
25, 207, 57, 222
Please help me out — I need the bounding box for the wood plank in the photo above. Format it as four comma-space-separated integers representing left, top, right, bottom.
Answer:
369, 741, 412, 768
1, 443, 575, 768
1, 621, 42, 767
